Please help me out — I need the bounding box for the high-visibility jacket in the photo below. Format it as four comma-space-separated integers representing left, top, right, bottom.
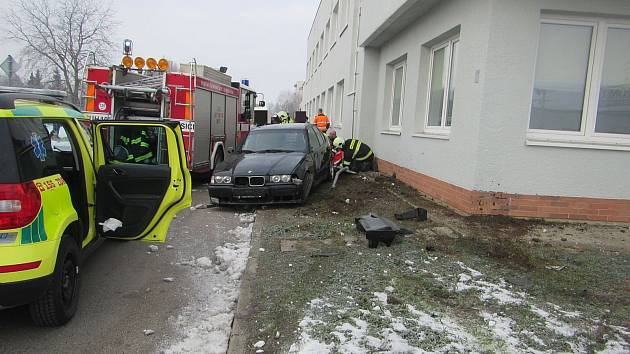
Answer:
120, 130, 154, 163
280, 116, 295, 124
314, 114, 330, 132
341, 139, 373, 167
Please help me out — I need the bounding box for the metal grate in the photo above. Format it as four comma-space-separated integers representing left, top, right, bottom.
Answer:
234, 176, 265, 187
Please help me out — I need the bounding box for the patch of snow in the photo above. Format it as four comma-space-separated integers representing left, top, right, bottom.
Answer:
162, 277, 174, 282
481, 311, 522, 351
385, 286, 395, 292
253, 340, 265, 348
530, 305, 578, 337
456, 261, 483, 278
597, 335, 630, 354
195, 256, 213, 269
239, 213, 256, 223
373, 292, 387, 304
161, 223, 253, 354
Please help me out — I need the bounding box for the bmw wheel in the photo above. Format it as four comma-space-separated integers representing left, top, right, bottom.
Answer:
300, 172, 314, 205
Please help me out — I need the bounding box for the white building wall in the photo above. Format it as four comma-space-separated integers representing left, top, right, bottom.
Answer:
303, 0, 357, 140
305, 0, 630, 201
360, 0, 493, 190
477, 0, 630, 199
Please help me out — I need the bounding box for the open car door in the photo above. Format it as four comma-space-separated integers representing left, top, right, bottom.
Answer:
93, 121, 191, 242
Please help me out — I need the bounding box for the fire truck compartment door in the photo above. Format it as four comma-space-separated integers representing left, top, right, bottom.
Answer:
92, 121, 192, 242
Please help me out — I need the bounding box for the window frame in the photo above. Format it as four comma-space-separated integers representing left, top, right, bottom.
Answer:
526, 17, 630, 150
424, 36, 459, 135
388, 61, 406, 131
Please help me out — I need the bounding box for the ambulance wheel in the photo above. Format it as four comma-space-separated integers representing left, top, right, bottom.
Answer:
29, 235, 80, 326
300, 172, 314, 205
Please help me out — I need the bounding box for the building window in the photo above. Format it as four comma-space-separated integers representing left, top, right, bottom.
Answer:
335, 80, 344, 127
425, 36, 459, 132
332, 2, 339, 38
320, 33, 325, 60
339, 0, 349, 35
326, 86, 334, 122
325, 20, 331, 50
529, 18, 630, 147
389, 62, 406, 130
315, 43, 320, 64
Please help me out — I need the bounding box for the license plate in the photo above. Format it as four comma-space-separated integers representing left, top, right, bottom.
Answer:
233, 189, 265, 198
0, 232, 17, 244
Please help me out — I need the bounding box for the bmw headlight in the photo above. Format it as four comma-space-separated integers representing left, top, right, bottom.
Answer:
211, 175, 232, 184
270, 175, 291, 183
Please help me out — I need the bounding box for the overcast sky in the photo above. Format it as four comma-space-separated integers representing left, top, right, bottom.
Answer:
0, 0, 318, 103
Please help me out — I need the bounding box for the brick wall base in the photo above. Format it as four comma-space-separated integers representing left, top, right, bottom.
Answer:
377, 158, 630, 223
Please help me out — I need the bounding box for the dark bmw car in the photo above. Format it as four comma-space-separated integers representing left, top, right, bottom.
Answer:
208, 123, 332, 205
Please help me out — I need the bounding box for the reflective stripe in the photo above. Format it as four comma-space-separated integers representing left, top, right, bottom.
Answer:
349, 139, 355, 150
342, 160, 351, 166
139, 142, 149, 148
352, 141, 362, 159
134, 152, 153, 163
126, 154, 135, 161
356, 149, 373, 161
131, 137, 142, 144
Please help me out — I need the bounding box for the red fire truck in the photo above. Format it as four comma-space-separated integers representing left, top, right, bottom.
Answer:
83, 57, 254, 174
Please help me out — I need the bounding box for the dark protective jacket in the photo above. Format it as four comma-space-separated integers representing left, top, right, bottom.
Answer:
341, 139, 373, 168
120, 130, 154, 163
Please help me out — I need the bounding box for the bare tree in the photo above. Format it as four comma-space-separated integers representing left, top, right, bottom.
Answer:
5, 0, 116, 103
272, 89, 301, 115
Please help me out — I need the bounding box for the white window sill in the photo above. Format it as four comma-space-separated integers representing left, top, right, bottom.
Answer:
525, 136, 630, 151
339, 24, 348, 37
412, 132, 450, 140
333, 124, 342, 129
380, 130, 401, 136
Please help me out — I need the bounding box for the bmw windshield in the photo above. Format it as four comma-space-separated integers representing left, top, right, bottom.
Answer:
242, 130, 307, 153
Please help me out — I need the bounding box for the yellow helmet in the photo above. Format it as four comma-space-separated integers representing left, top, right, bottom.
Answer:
277, 111, 290, 123
333, 137, 344, 149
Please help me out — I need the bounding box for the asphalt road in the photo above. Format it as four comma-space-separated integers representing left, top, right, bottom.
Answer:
0, 183, 243, 354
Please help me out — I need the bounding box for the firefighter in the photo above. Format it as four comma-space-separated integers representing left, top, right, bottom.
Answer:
277, 111, 295, 124
313, 108, 330, 133
119, 127, 154, 164
271, 114, 281, 124
333, 137, 374, 172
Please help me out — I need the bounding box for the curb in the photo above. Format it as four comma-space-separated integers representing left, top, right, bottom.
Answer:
227, 212, 263, 354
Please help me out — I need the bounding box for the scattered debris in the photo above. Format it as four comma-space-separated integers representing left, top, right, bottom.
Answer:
532, 237, 541, 242
143, 329, 155, 336
99, 218, 122, 232
259, 248, 265, 252
148, 245, 159, 252
425, 244, 436, 252
311, 252, 339, 257
166, 245, 175, 249
253, 340, 265, 348
394, 207, 428, 221
561, 237, 567, 241
240, 213, 256, 223
345, 198, 351, 204
545, 265, 566, 271
163, 277, 175, 282
356, 213, 403, 248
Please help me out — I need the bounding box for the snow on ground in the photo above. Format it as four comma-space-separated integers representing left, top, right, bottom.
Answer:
161, 214, 254, 354
289, 259, 630, 353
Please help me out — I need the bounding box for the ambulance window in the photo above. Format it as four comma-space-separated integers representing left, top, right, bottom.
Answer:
78, 120, 93, 146
8, 118, 58, 182
100, 125, 168, 165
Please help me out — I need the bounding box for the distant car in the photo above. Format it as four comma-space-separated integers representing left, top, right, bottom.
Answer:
208, 123, 332, 205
